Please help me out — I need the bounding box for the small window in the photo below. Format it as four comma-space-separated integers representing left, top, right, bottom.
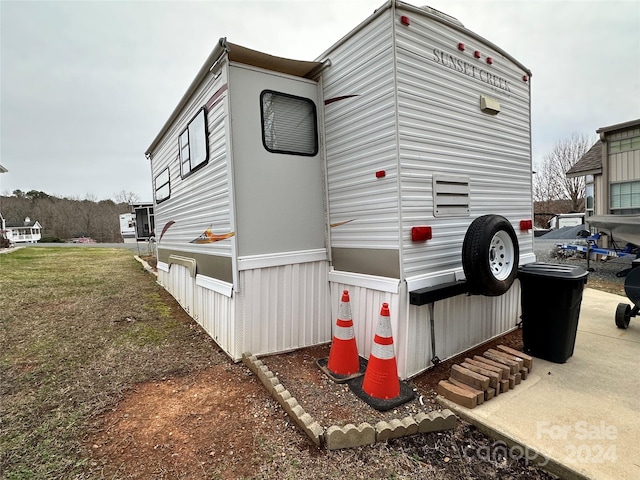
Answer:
260, 90, 318, 156
586, 184, 594, 211
179, 107, 209, 177
609, 136, 640, 154
155, 167, 171, 203
611, 180, 640, 211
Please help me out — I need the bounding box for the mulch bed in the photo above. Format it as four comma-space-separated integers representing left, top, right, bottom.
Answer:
263, 328, 525, 429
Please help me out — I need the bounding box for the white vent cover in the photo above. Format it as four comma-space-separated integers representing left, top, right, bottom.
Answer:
433, 175, 470, 217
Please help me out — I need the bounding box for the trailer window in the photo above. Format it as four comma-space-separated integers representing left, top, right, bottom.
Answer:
179, 107, 209, 177
155, 167, 171, 203
260, 91, 318, 156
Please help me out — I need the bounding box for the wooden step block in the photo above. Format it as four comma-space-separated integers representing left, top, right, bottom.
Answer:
489, 348, 524, 370
448, 377, 484, 405
460, 362, 500, 389
473, 355, 510, 380
437, 380, 477, 409
484, 350, 520, 374
450, 364, 490, 391
500, 378, 510, 393
465, 358, 505, 380
509, 375, 516, 389
484, 387, 496, 401
497, 345, 533, 371
514, 372, 521, 385
520, 367, 529, 380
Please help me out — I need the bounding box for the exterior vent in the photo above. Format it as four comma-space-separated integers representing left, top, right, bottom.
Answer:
433, 175, 470, 217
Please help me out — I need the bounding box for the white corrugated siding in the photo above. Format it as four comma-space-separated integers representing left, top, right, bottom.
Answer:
158, 265, 236, 358
160, 261, 332, 361
395, 7, 533, 281
151, 63, 233, 259
403, 280, 521, 378
322, 10, 401, 250
236, 261, 332, 359
159, 265, 195, 316
193, 283, 235, 357
330, 279, 520, 379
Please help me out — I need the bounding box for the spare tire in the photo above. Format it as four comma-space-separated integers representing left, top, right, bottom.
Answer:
462, 214, 519, 296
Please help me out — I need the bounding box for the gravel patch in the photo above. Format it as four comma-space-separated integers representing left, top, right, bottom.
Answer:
533, 238, 632, 287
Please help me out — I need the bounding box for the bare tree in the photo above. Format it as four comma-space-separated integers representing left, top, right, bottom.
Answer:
534, 133, 594, 212
115, 190, 140, 205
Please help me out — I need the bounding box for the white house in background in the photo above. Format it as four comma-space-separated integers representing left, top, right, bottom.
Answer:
4, 217, 42, 244
1, 165, 9, 247
145, 0, 534, 379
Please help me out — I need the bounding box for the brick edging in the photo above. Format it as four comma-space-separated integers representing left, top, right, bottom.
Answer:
242, 353, 457, 450
134, 255, 158, 277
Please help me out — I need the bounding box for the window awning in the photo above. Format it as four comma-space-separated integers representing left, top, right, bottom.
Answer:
223, 40, 322, 78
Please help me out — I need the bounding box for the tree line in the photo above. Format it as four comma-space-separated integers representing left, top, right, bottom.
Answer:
3, 131, 591, 239
0, 190, 137, 243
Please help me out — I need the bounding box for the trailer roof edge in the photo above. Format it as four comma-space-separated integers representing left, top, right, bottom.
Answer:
145, 39, 323, 157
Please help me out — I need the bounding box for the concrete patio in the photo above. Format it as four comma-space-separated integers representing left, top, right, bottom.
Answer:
439, 287, 640, 480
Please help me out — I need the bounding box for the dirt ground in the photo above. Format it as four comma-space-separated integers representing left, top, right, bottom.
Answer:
88, 327, 556, 479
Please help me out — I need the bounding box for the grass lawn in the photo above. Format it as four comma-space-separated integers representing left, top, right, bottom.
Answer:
1, 247, 627, 479
0, 248, 225, 479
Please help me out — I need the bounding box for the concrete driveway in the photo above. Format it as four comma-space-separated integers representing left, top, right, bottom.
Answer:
439, 287, 640, 480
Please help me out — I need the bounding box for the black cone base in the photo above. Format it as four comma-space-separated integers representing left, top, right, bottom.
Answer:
348, 376, 415, 411
315, 357, 367, 383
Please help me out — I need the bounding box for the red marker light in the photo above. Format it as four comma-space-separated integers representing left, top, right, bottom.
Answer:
411, 226, 432, 242
400, 15, 410, 26
474, 50, 481, 59
486, 57, 493, 65
523, 75, 529, 82
520, 220, 533, 231
458, 42, 465, 51
375, 170, 386, 178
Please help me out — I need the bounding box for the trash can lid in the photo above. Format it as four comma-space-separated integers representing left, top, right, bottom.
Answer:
518, 262, 589, 280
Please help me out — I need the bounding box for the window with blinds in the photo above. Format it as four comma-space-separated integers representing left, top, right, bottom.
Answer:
611, 180, 640, 211
260, 90, 318, 156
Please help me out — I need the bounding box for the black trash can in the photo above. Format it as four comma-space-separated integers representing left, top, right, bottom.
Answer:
518, 262, 589, 363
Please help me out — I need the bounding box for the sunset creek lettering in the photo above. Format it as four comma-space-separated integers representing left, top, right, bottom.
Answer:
433, 48, 511, 93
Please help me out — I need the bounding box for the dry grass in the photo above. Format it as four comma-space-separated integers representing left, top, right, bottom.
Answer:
2, 248, 623, 479
0, 247, 227, 479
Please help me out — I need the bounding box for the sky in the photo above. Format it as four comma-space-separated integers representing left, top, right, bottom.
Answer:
1, 0, 639, 202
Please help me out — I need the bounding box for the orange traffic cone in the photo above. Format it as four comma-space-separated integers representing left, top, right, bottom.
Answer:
327, 290, 360, 376
349, 302, 414, 411
361, 302, 400, 399
316, 290, 365, 382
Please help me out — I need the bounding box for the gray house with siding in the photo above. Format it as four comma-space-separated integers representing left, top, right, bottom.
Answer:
567, 119, 640, 217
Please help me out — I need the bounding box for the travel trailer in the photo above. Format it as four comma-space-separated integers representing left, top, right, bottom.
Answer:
548, 213, 585, 230
119, 213, 136, 243
145, 0, 534, 379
